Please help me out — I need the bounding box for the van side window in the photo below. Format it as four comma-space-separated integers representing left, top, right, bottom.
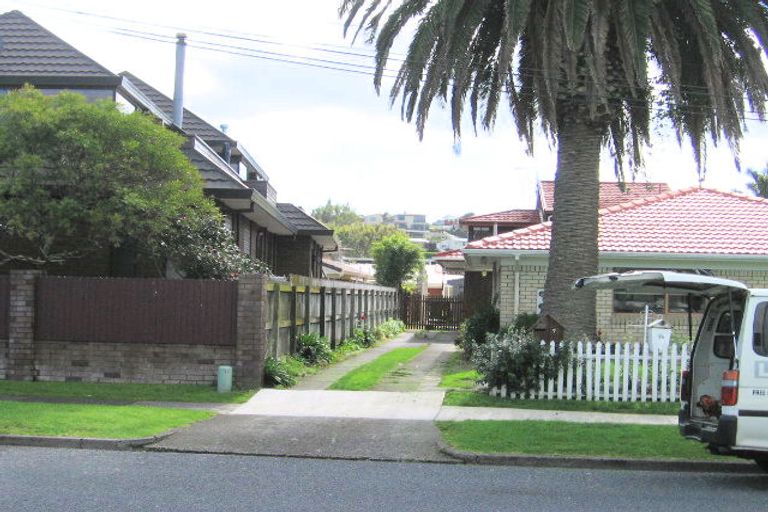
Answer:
752, 302, 768, 357
713, 310, 742, 359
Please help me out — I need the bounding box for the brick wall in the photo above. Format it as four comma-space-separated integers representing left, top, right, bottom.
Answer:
0, 270, 268, 387
496, 264, 768, 342
273, 235, 312, 277
35, 342, 234, 384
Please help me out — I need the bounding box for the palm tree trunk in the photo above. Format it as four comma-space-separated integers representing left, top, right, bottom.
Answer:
541, 118, 602, 339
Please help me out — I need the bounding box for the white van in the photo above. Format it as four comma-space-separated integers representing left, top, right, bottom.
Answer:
575, 270, 768, 472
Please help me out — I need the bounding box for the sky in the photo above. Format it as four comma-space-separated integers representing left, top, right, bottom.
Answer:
4, 0, 768, 222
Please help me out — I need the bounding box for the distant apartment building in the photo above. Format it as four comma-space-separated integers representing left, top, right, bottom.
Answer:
364, 212, 428, 238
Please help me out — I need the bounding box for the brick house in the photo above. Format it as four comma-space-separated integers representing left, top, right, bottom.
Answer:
436, 180, 671, 316
0, 10, 334, 278
462, 187, 768, 342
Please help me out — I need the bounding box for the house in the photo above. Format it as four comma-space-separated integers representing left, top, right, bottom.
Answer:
0, 10, 334, 279
462, 187, 768, 341
436, 180, 671, 316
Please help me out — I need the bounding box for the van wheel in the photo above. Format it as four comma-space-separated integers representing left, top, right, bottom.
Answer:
754, 457, 768, 472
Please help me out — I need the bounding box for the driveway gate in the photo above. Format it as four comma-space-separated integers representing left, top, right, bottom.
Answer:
401, 294, 463, 330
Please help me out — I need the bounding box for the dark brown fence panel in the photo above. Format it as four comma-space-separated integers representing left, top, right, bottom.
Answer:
0, 275, 8, 338
401, 294, 464, 331
36, 277, 237, 345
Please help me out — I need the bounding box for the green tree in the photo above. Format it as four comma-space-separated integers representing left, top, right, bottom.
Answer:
341, 1, 768, 337
311, 200, 363, 227
746, 166, 768, 198
371, 232, 424, 288
336, 222, 403, 257
0, 87, 259, 278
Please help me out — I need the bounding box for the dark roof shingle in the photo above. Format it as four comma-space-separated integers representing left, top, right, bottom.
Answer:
119, 71, 231, 142
0, 10, 117, 84
277, 203, 332, 234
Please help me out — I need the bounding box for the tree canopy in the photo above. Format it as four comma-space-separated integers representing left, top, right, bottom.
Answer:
335, 222, 404, 257
0, 87, 262, 278
371, 232, 424, 288
746, 165, 768, 198
311, 200, 363, 227
341, 0, 768, 337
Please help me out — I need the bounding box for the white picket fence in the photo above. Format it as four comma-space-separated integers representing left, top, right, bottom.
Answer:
490, 341, 690, 403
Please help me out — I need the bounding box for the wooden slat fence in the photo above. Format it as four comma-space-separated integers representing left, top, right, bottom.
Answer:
265, 275, 399, 357
401, 294, 463, 331
490, 341, 689, 403
0, 275, 8, 338
36, 276, 237, 345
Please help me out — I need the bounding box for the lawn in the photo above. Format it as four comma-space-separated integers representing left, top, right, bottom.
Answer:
439, 352, 481, 390
443, 391, 679, 415
437, 420, 718, 460
329, 346, 427, 391
0, 381, 255, 404
0, 401, 213, 439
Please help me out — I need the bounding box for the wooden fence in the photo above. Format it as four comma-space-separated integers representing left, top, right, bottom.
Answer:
265, 275, 399, 357
35, 276, 237, 345
0, 275, 8, 338
401, 295, 464, 330
491, 341, 689, 403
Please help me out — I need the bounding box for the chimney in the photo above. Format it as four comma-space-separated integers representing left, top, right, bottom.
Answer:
220, 124, 232, 164
172, 33, 187, 128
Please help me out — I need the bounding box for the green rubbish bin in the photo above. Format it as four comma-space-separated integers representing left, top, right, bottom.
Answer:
217, 365, 233, 393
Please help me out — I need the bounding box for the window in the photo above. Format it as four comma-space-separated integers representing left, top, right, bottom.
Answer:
611, 268, 710, 314
714, 310, 742, 359
753, 302, 768, 357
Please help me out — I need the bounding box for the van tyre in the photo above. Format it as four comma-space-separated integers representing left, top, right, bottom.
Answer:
754, 457, 768, 473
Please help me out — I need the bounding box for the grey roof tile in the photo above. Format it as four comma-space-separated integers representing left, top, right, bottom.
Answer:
0, 10, 116, 80
277, 203, 332, 234
119, 71, 232, 142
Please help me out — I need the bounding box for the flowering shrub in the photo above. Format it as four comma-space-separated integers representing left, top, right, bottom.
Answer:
471, 329, 571, 395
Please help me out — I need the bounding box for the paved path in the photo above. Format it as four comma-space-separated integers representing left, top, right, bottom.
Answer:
375, 332, 458, 392
292, 331, 417, 390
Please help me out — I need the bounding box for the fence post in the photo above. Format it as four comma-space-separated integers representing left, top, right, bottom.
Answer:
330, 288, 337, 349
271, 284, 280, 357
303, 285, 311, 335
350, 288, 357, 334
319, 286, 326, 337
289, 286, 298, 354
340, 288, 347, 342
7, 270, 42, 381
235, 273, 268, 389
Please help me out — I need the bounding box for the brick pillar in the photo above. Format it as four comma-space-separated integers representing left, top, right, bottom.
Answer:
7, 270, 42, 381
235, 273, 268, 389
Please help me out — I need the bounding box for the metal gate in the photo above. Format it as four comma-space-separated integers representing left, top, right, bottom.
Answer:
401, 294, 463, 330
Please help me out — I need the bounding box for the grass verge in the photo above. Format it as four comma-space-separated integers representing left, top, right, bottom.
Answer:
439, 352, 480, 389
437, 420, 718, 460
443, 391, 679, 415
0, 401, 213, 439
0, 381, 254, 404
329, 346, 427, 391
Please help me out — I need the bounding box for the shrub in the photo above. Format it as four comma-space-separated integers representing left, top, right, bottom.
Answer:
374, 319, 405, 340
512, 313, 539, 333
460, 307, 500, 358
296, 332, 333, 365
352, 328, 376, 347
264, 356, 296, 388
471, 329, 571, 395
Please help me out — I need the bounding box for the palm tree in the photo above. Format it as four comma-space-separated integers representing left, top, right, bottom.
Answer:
747, 166, 768, 198
340, 1, 768, 338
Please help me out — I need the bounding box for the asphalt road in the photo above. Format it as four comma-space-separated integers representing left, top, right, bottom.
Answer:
1, 447, 767, 512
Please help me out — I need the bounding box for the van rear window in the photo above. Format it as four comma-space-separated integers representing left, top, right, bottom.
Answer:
713, 310, 742, 359
752, 302, 768, 357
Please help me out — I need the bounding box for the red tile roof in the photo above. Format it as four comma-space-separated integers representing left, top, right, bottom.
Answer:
461, 209, 541, 226
433, 249, 465, 261
467, 188, 768, 256
538, 180, 671, 212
